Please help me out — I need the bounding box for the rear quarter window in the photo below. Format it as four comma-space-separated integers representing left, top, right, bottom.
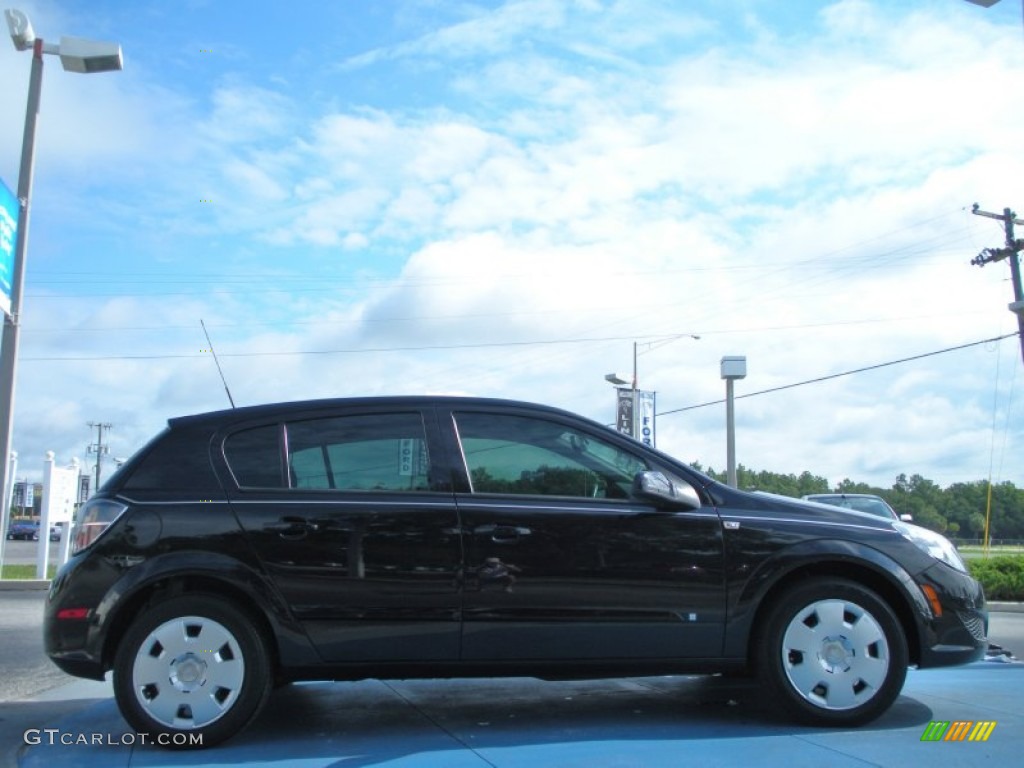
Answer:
120, 425, 222, 492
223, 425, 283, 488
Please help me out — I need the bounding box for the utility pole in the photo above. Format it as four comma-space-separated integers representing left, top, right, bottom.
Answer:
87, 422, 112, 492
970, 204, 1024, 366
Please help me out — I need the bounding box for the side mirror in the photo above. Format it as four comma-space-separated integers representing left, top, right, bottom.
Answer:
633, 471, 701, 511
899, 513, 913, 523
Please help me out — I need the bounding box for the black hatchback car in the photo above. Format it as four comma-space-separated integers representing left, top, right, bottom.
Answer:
45, 397, 987, 748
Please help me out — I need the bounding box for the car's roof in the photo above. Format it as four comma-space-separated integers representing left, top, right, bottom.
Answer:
167, 395, 595, 429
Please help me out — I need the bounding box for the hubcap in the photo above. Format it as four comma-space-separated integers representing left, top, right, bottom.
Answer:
819, 635, 855, 673
780, 598, 889, 711
169, 652, 208, 692
132, 615, 245, 729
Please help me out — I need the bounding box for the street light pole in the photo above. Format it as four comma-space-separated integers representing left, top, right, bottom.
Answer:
720, 356, 747, 489
631, 341, 639, 439
0, 9, 122, 539
0, 33, 44, 536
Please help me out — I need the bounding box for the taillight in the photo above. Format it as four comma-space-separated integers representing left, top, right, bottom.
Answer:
71, 498, 128, 554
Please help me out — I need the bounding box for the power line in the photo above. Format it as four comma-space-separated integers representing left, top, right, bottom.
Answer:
657, 333, 1018, 417
20, 308, 993, 335
20, 211, 978, 303
20, 332, 697, 362
20, 321, 1011, 364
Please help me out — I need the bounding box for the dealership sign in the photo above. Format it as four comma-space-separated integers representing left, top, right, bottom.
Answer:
0, 178, 18, 318
614, 388, 656, 447
637, 390, 656, 447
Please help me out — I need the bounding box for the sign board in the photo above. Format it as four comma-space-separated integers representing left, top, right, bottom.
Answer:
0, 178, 18, 318
42, 464, 79, 524
78, 474, 91, 503
614, 388, 656, 446
637, 390, 656, 448
615, 388, 634, 437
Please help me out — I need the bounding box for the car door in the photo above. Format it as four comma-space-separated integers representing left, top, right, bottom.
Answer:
221, 405, 462, 663
442, 405, 726, 661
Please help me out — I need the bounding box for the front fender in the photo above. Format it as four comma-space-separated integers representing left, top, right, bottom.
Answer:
723, 537, 929, 659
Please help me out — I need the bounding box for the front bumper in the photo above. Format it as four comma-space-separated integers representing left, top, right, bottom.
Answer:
915, 562, 988, 668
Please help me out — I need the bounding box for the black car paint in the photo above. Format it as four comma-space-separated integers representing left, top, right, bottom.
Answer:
45, 396, 987, 688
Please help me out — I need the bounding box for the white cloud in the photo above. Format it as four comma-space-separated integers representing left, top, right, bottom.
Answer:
3, 1, 1022, 490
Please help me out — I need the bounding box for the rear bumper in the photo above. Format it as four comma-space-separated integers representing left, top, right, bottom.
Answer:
47, 652, 107, 682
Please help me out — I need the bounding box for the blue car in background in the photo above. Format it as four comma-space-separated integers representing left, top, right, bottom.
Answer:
6, 521, 39, 540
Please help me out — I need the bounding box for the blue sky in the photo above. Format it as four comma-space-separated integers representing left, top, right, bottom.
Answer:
1, 0, 1023, 490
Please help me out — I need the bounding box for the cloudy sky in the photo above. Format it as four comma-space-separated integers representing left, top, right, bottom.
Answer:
1, 0, 1022, 492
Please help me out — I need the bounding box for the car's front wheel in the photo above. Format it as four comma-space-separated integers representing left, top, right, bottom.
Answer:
113, 594, 272, 749
756, 578, 908, 726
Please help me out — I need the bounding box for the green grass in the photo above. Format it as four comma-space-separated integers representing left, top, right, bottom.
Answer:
957, 545, 1024, 560
0, 564, 56, 580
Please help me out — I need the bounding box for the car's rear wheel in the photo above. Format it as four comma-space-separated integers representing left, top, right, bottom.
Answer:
113, 594, 272, 749
756, 578, 908, 726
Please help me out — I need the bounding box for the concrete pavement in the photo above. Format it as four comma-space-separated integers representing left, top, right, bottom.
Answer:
4, 595, 1021, 767
9, 658, 1022, 767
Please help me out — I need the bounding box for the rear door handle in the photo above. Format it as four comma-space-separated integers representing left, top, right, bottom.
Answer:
265, 516, 318, 539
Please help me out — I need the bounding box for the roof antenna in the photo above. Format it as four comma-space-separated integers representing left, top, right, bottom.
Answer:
201, 319, 236, 408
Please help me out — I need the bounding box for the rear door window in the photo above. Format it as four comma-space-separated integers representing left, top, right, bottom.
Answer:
285, 412, 430, 492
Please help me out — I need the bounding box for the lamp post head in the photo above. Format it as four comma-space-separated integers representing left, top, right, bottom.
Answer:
5, 9, 122, 72
605, 373, 629, 386
721, 356, 747, 381
56, 35, 122, 73
4, 8, 34, 50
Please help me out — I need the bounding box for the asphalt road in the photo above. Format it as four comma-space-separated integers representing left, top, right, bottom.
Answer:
0, 539, 68, 569
0, 590, 75, 701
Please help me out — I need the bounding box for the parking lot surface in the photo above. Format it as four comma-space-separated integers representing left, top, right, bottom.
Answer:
12, 657, 1021, 768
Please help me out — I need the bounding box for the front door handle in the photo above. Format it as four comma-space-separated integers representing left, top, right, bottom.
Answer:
491, 525, 530, 543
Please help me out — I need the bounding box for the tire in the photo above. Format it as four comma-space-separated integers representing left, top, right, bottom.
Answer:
756, 578, 908, 726
113, 594, 272, 749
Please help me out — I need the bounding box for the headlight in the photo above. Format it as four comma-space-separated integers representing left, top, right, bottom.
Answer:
893, 521, 967, 573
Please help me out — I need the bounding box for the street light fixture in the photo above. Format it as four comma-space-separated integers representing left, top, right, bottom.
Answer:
962, 0, 1024, 37
720, 356, 747, 489
0, 9, 122, 548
